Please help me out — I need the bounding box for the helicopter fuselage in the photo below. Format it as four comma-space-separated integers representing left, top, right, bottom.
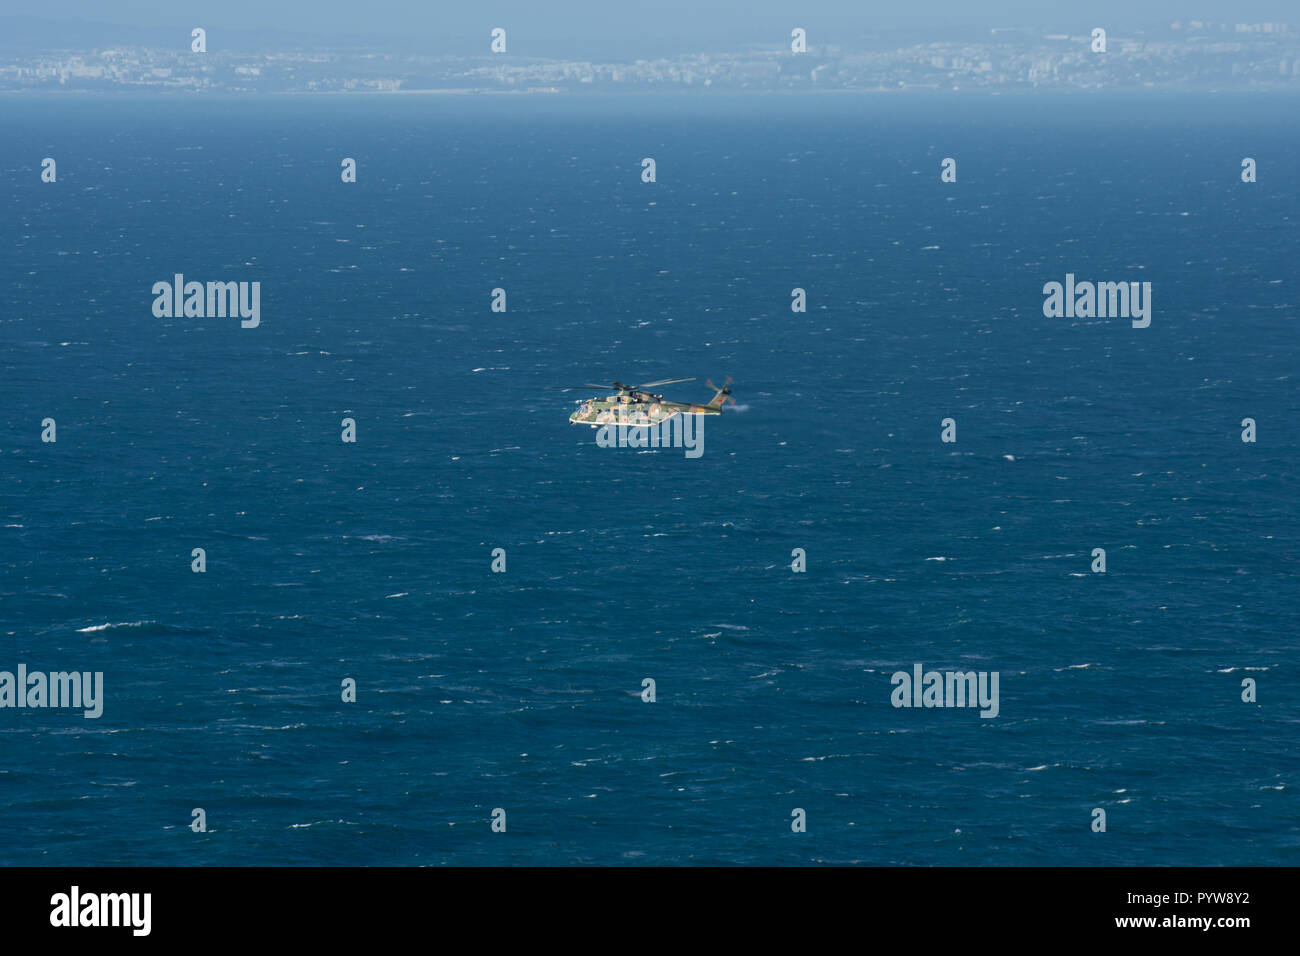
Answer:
569, 395, 720, 428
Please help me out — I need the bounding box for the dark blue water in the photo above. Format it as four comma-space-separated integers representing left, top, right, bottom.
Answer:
2, 93, 1297, 865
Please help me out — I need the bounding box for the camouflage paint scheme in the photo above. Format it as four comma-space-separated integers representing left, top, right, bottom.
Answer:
568, 381, 733, 428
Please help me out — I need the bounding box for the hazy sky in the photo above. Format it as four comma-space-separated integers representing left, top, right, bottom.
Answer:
13, 2, 1300, 56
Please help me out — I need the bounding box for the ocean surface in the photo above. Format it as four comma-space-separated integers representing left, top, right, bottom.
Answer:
1, 92, 1296, 866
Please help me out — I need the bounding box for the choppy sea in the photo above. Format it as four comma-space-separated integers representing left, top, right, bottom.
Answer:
1, 92, 1296, 864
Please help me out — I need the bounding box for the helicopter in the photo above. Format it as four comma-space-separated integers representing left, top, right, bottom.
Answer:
551, 377, 734, 428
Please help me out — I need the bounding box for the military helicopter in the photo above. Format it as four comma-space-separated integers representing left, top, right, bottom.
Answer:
552, 377, 734, 428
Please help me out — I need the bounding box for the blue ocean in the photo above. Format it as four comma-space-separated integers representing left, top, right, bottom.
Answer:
1, 92, 1296, 865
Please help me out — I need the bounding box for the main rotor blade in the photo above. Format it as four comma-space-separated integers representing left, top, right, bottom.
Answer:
547, 384, 620, 390
634, 377, 695, 389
